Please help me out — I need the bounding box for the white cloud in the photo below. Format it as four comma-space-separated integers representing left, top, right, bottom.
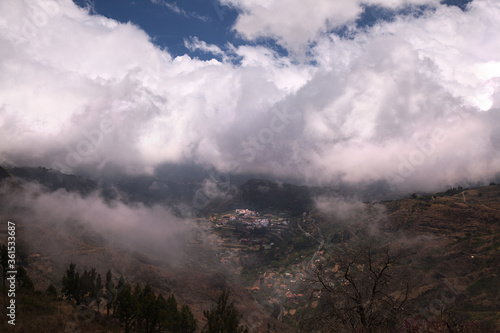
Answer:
220, 0, 362, 53
363, 0, 440, 8
0, 181, 193, 264
183, 36, 226, 57
219, 0, 442, 54
277, 1, 500, 188
150, 0, 209, 21
0, 0, 499, 193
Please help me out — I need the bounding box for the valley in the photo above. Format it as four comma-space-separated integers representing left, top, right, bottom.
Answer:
0, 167, 499, 332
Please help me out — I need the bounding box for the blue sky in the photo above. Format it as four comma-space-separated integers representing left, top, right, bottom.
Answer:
73, 0, 239, 59
72, 0, 473, 59
1, 0, 498, 192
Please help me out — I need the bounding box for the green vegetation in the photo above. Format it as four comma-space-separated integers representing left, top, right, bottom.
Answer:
0, 261, 198, 332
411, 201, 431, 212
467, 275, 500, 298
60, 263, 198, 333
61, 263, 100, 305
203, 289, 248, 333
2, 181, 500, 332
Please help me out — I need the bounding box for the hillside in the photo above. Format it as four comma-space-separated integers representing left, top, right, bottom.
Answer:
0, 169, 499, 332
383, 186, 500, 323
2, 167, 340, 215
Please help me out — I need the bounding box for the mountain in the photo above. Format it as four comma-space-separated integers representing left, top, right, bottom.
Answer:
3, 167, 340, 216
1, 167, 499, 331
4, 166, 199, 207
7, 166, 97, 195
0, 166, 11, 181
204, 178, 338, 215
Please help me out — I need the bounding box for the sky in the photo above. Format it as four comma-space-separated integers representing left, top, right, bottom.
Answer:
0, 0, 499, 193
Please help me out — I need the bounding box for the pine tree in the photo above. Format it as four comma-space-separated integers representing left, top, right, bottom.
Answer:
61, 264, 101, 306
62, 263, 83, 304
141, 284, 159, 333
104, 270, 115, 317
179, 304, 197, 333
116, 283, 137, 333
165, 294, 180, 332
16, 266, 35, 292
114, 275, 126, 314
134, 283, 144, 331
203, 289, 248, 333
133, 282, 143, 303
46, 284, 58, 298
94, 273, 103, 312
117, 275, 126, 291
79, 268, 96, 304
157, 293, 169, 332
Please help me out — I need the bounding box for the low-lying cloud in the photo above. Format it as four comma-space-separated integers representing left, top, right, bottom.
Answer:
0, 181, 193, 266
315, 195, 387, 224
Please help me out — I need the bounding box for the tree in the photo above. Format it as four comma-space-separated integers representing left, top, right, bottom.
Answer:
203, 289, 248, 333
104, 270, 115, 317
157, 294, 169, 332
62, 263, 83, 304
79, 268, 96, 304
117, 275, 126, 291
141, 284, 159, 333
305, 245, 413, 332
179, 304, 197, 333
165, 294, 180, 332
116, 283, 137, 333
134, 283, 145, 330
16, 266, 35, 292
46, 284, 58, 298
94, 273, 103, 311
114, 275, 127, 314
61, 264, 99, 306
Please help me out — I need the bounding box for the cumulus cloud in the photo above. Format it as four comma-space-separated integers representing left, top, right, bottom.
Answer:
290, 0, 500, 189
220, 0, 362, 53
220, 0, 442, 53
0, 0, 499, 194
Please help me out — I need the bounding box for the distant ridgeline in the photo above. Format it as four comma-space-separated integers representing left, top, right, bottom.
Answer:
204, 178, 339, 216
3, 166, 499, 217
0, 166, 11, 181
5, 166, 97, 195
1, 166, 339, 216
